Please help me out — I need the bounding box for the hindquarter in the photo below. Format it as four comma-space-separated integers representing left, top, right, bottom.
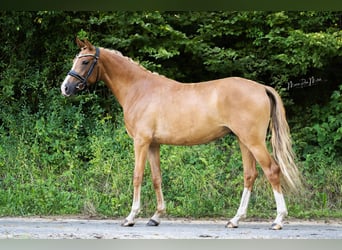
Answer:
216, 78, 272, 144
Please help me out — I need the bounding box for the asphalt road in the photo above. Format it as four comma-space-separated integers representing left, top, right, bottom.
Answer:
0, 217, 341, 239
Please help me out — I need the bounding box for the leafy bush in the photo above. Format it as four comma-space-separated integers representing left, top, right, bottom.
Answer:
290, 85, 342, 215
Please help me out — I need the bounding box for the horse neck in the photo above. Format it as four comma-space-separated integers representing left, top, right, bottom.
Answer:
99, 48, 150, 108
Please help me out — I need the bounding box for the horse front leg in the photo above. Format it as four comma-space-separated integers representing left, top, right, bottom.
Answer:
146, 144, 166, 226
122, 138, 149, 227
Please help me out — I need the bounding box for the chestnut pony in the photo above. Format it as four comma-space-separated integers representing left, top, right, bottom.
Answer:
61, 39, 301, 230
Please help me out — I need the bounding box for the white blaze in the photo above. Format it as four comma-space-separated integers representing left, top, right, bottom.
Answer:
61, 56, 80, 96
61, 75, 71, 96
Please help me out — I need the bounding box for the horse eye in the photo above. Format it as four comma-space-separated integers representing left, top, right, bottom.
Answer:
82, 60, 89, 65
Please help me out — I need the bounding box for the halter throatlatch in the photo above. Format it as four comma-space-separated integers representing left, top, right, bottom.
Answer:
68, 47, 100, 90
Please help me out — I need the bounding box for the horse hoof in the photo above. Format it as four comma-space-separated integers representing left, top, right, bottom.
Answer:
121, 220, 135, 227
225, 221, 238, 228
270, 223, 282, 230
147, 219, 160, 226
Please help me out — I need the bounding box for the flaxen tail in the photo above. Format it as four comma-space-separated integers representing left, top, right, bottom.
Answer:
266, 87, 302, 193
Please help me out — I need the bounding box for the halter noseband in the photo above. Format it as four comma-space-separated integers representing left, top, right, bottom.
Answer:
68, 47, 100, 90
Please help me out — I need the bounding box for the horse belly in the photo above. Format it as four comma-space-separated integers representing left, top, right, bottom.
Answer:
153, 123, 230, 146
152, 89, 231, 145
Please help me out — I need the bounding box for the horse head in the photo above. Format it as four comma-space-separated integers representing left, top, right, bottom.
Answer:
61, 38, 100, 96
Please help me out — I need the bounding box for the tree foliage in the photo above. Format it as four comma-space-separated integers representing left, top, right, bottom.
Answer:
0, 11, 341, 218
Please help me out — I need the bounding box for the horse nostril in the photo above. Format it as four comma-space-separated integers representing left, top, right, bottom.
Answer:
61, 83, 70, 96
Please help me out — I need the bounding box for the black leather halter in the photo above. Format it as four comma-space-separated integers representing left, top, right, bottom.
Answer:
68, 47, 100, 90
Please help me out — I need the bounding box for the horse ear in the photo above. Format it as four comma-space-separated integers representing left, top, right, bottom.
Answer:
84, 39, 95, 51
76, 37, 85, 49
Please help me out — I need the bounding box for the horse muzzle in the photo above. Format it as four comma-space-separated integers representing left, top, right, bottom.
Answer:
61, 82, 78, 96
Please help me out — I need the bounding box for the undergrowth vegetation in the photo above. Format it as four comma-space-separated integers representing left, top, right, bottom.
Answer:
0, 87, 341, 219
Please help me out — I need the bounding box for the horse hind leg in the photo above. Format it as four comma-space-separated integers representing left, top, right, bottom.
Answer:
248, 143, 288, 230
146, 144, 166, 226
227, 140, 257, 228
